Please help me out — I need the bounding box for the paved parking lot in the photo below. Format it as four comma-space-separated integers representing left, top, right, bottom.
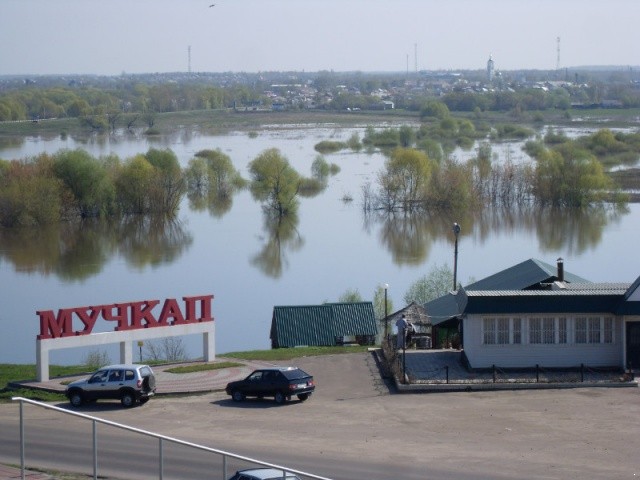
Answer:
4, 351, 640, 480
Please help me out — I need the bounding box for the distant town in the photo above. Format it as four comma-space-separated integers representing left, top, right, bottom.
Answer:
1, 60, 639, 120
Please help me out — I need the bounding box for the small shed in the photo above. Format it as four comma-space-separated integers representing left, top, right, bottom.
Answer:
270, 302, 378, 348
386, 302, 432, 349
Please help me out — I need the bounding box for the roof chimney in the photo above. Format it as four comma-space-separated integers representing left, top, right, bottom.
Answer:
557, 257, 564, 282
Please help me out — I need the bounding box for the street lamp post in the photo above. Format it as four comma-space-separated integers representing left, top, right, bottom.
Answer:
452, 223, 461, 291
383, 283, 389, 341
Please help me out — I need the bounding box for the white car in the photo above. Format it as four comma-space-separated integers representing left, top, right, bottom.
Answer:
65, 364, 156, 408
227, 468, 301, 480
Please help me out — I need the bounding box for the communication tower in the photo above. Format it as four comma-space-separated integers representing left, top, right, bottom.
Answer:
487, 54, 495, 83
188, 45, 192, 73
556, 36, 560, 71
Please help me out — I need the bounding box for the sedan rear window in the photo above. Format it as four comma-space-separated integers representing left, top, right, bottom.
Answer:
281, 368, 310, 380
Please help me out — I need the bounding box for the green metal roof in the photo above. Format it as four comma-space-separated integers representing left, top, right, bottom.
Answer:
271, 302, 378, 348
464, 258, 589, 291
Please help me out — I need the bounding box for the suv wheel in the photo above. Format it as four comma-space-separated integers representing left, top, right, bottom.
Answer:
69, 391, 84, 408
274, 391, 287, 404
297, 393, 309, 401
231, 390, 245, 402
120, 391, 136, 408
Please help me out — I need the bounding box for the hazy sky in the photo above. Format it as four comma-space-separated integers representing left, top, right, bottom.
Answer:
1, 0, 638, 76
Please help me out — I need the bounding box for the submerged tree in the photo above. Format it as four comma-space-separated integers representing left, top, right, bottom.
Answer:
377, 147, 432, 212
52, 149, 116, 217
532, 143, 616, 207
248, 148, 301, 216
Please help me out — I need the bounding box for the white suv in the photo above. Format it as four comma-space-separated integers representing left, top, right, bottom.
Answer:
65, 364, 156, 408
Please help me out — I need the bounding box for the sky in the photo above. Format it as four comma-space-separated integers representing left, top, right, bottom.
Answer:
1, 0, 639, 76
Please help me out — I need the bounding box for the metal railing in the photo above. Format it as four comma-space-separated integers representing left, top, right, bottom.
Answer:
12, 397, 333, 480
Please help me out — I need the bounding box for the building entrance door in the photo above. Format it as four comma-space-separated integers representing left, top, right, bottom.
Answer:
626, 322, 640, 369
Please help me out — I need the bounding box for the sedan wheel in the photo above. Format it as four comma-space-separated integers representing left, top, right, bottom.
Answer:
232, 390, 245, 402
297, 393, 309, 401
274, 391, 287, 404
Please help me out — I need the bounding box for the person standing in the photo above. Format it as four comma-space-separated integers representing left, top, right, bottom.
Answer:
396, 314, 408, 350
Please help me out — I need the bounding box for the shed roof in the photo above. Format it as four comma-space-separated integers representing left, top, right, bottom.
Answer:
271, 302, 377, 348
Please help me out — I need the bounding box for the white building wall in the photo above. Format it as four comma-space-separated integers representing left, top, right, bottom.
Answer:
463, 314, 624, 369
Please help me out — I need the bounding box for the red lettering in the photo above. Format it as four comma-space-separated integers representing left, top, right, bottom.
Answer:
37, 309, 74, 339
183, 295, 214, 323
74, 306, 102, 335
158, 298, 185, 325
101, 303, 131, 331
36, 294, 214, 340
129, 300, 161, 328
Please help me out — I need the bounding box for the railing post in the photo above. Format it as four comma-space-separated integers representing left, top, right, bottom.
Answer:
92, 420, 97, 480
19, 399, 25, 480
159, 437, 164, 480
492, 364, 496, 383
445, 366, 449, 384
223, 453, 227, 480
581, 363, 584, 383
536, 364, 539, 383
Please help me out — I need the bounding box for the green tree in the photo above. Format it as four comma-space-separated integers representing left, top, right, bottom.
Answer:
115, 155, 156, 213
52, 149, 115, 217
248, 148, 301, 216
420, 100, 450, 119
378, 148, 432, 212
338, 288, 362, 303
533, 143, 614, 207
0, 157, 63, 226
398, 125, 415, 148
404, 264, 455, 305
144, 148, 185, 213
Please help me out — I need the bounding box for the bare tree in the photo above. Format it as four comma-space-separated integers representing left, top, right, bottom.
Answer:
83, 349, 111, 370
144, 337, 186, 363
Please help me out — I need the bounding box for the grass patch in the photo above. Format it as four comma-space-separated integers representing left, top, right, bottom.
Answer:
0, 364, 90, 403
164, 361, 243, 374
220, 345, 371, 362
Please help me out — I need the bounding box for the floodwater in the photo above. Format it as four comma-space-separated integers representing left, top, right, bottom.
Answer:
1, 124, 639, 365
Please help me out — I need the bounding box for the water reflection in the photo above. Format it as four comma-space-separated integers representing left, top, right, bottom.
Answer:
0, 215, 192, 280
251, 212, 304, 278
117, 215, 193, 268
0, 136, 25, 151
187, 190, 233, 218
372, 205, 627, 266
533, 205, 627, 254
376, 213, 437, 265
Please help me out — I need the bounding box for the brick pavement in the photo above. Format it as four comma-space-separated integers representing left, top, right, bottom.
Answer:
0, 463, 52, 479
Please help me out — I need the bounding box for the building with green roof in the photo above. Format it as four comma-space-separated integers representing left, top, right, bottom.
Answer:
424, 258, 640, 370
270, 302, 378, 348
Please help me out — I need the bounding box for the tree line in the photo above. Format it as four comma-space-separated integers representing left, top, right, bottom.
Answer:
2, 69, 640, 123
0, 147, 339, 228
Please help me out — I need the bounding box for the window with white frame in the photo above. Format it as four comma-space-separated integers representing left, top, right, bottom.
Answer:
588, 317, 601, 343
575, 317, 587, 344
483, 318, 496, 345
513, 318, 522, 344
497, 318, 510, 344
603, 317, 613, 343
542, 317, 555, 344
529, 318, 542, 344
558, 317, 567, 344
